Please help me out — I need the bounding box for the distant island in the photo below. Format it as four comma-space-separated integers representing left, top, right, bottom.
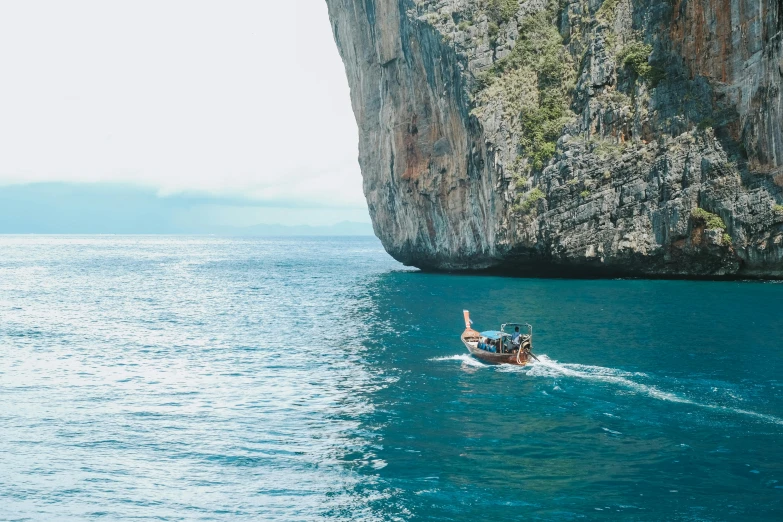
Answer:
0, 182, 373, 236
208, 222, 374, 236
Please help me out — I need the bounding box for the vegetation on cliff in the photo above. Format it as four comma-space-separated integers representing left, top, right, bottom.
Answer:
486, 0, 518, 24
513, 187, 546, 214
691, 208, 727, 231
474, 2, 575, 173
617, 42, 665, 85
691, 208, 732, 245
595, 0, 621, 24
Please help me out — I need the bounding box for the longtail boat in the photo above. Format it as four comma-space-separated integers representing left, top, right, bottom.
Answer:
461, 310, 536, 366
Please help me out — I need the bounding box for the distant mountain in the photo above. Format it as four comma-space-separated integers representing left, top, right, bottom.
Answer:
212, 221, 374, 236
0, 182, 374, 235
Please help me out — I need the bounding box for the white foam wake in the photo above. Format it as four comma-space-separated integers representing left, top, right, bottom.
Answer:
525, 355, 783, 426
434, 352, 783, 426
429, 354, 486, 368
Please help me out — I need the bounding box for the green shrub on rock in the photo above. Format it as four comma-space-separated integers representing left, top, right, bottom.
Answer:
618, 43, 653, 76
486, 0, 518, 24
488, 21, 500, 46
618, 42, 665, 85
596, 0, 621, 25
513, 188, 546, 213
512, 173, 528, 187
691, 208, 727, 230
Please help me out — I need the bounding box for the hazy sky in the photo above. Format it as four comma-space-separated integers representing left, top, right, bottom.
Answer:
0, 0, 367, 226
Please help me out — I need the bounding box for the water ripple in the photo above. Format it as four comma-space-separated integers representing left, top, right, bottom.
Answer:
2, 236, 782, 520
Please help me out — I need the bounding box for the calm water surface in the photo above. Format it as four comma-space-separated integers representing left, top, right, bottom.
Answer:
1, 236, 782, 521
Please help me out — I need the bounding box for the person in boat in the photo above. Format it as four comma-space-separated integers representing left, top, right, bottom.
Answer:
511, 326, 522, 350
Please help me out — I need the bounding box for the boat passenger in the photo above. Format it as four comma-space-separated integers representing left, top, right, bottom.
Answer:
511, 326, 521, 346
511, 326, 522, 348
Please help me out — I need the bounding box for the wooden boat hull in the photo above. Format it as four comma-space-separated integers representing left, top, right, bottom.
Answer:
461, 334, 530, 366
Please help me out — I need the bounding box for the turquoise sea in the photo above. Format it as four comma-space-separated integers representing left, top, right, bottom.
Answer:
1, 236, 782, 521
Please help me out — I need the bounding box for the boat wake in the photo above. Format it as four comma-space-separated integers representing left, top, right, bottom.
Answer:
434, 353, 783, 426
523, 355, 783, 426
429, 354, 486, 368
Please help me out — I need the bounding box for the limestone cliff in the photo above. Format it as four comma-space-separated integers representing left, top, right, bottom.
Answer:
326, 0, 783, 278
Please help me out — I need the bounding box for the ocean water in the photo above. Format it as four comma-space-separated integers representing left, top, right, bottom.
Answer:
1, 235, 782, 521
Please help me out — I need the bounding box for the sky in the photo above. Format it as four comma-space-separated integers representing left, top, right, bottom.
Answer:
0, 0, 368, 230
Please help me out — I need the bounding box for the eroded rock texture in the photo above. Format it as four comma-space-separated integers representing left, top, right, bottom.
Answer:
326, 0, 783, 277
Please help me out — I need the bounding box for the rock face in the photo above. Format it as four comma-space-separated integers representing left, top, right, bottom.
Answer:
326, 0, 783, 278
